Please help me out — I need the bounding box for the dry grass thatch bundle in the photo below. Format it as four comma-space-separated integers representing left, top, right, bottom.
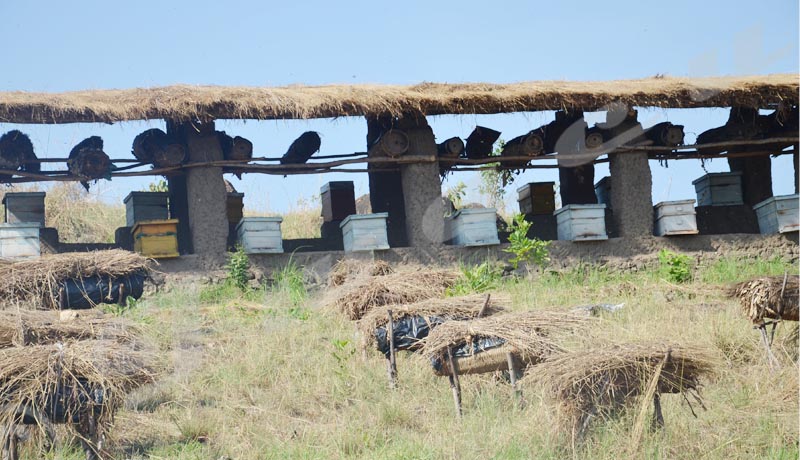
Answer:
729, 275, 799, 323
327, 259, 393, 288
421, 310, 592, 375
356, 293, 510, 352
0, 250, 153, 308
527, 342, 716, 430
0, 339, 163, 453
0, 74, 795, 124
328, 269, 460, 320
0, 309, 140, 348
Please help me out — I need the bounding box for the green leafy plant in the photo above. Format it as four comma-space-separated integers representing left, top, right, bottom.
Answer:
147, 179, 169, 192
447, 261, 504, 296
446, 181, 467, 210
658, 249, 693, 283
226, 245, 251, 291
503, 214, 550, 270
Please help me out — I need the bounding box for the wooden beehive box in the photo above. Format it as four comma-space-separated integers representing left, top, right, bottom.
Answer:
446, 208, 500, 246
124, 192, 169, 227
692, 172, 743, 206
235, 217, 283, 254
132, 219, 179, 259
321, 181, 356, 222
0, 223, 40, 259
227, 192, 245, 224
516, 182, 555, 215
654, 200, 699, 236
340, 213, 390, 252
3, 192, 46, 226
594, 177, 611, 208
554, 204, 608, 241
753, 194, 799, 234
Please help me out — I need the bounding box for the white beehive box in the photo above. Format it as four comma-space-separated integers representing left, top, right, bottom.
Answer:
340, 213, 390, 252
654, 200, 699, 236
753, 194, 799, 234
446, 208, 500, 246
692, 172, 743, 206
554, 204, 608, 241
235, 217, 283, 254
0, 223, 41, 259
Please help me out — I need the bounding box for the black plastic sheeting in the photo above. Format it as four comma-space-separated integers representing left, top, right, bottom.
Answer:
375, 315, 445, 358
431, 336, 507, 374
58, 271, 147, 310
15, 380, 104, 425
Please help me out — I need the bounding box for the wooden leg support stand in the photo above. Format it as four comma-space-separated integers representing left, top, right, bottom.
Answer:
506, 352, 522, 407
757, 323, 781, 371
387, 309, 398, 389
651, 393, 664, 431
447, 347, 463, 419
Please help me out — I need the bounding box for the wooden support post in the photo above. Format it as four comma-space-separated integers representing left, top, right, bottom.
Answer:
758, 324, 781, 371
2, 424, 19, 460
447, 346, 463, 419
477, 294, 491, 318
387, 309, 397, 389
651, 393, 664, 431
506, 351, 522, 407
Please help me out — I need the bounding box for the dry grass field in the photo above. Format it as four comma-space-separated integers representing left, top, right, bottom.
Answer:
29, 253, 797, 460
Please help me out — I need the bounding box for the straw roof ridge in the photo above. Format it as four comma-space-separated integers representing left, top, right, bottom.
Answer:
421, 310, 594, 362
1, 74, 796, 124
356, 293, 510, 351
729, 275, 799, 323
0, 249, 154, 308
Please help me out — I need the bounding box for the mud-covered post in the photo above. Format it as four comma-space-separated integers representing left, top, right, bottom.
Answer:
397, 114, 444, 247
606, 109, 654, 237
168, 121, 229, 257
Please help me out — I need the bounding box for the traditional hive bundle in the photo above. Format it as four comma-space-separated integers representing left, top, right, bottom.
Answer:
327, 259, 393, 288
421, 310, 591, 376
0, 250, 153, 309
0, 339, 162, 434
356, 293, 510, 353
527, 342, 716, 431
327, 269, 459, 320
0, 309, 139, 348
729, 275, 799, 323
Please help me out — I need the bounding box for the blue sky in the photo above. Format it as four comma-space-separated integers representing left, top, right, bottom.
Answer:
0, 0, 797, 213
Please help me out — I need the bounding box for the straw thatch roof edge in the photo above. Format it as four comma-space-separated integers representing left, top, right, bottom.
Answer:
0, 74, 796, 125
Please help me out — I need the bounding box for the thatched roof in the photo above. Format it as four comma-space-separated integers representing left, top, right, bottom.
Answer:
0, 74, 796, 124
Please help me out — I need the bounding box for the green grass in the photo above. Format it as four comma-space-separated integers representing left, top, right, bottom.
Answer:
47, 254, 799, 460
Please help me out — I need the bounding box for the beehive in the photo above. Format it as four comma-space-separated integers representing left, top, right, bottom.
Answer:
446, 208, 500, 246
132, 219, 179, 258
753, 194, 799, 234
692, 172, 743, 206
594, 177, 611, 208
517, 182, 555, 215
226, 192, 245, 225
340, 213, 390, 252
321, 181, 356, 222
124, 192, 169, 227
654, 200, 699, 236
0, 223, 40, 259
235, 217, 284, 254
554, 204, 608, 241
3, 192, 46, 226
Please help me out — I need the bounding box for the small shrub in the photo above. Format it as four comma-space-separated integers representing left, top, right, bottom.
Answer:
270, 260, 307, 307
503, 214, 550, 270
447, 261, 504, 296
658, 249, 692, 283
227, 245, 251, 291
